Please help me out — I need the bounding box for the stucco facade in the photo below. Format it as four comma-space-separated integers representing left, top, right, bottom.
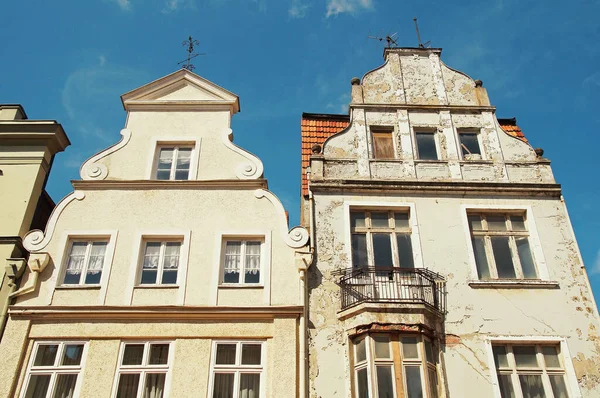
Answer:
303, 48, 600, 398
0, 70, 309, 398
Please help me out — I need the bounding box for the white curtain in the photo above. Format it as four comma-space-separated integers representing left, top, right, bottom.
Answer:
66, 243, 87, 275
143, 374, 165, 398
87, 242, 106, 274
176, 149, 191, 169
239, 374, 260, 398
163, 243, 181, 269
213, 374, 234, 398
519, 375, 546, 398
244, 242, 261, 274
158, 149, 173, 168
53, 374, 77, 398
224, 242, 241, 274
143, 243, 161, 269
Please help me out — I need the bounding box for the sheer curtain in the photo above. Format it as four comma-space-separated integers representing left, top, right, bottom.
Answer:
116, 374, 140, 398
66, 243, 87, 275
53, 374, 77, 398
239, 374, 260, 398
86, 242, 106, 282
213, 374, 234, 398
143, 374, 165, 398
244, 243, 260, 274
519, 375, 546, 398
224, 242, 241, 283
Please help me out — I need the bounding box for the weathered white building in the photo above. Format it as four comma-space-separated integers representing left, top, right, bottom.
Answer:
302, 47, 600, 398
0, 69, 310, 398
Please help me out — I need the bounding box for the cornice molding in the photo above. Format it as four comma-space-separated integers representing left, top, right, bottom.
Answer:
71, 179, 268, 190
351, 103, 496, 113
23, 191, 86, 252
222, 128, 264, 179
80, 128, 132, 180
254, 189, 309, 249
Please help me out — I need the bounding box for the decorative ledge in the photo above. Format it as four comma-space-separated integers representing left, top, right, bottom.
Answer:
72, 179, 268, 190
218, 284, 264, 289
468, 280, 560, 289
134, 285, 180, 289
55, 285, 101, 290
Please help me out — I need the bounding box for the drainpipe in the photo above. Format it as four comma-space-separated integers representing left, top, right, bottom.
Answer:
9, 254, 49, 299
0, 258, 27, 340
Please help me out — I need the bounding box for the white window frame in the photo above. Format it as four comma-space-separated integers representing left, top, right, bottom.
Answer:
485, 337, 582, 398
20, 341, 88, 398
457, 128, 486, 160
208, 340, 266, 398
137, 239, 183, 286
219, 237, 266, 286
344, 202, 424, 270
59, 239, 109, 286
111, 341, 173, 398
147, 138, 201, 180
412, 128, 441, 161
461, 205, 549, 282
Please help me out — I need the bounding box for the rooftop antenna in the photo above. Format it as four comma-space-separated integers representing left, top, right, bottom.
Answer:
368, 32, 399, 48
177, 36, 206, 71
413, 18, 431, 48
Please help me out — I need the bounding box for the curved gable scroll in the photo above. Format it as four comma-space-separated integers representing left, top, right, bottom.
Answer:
222, 128, 264, 179
80, 129, 132, 180
254, 189, 309, 249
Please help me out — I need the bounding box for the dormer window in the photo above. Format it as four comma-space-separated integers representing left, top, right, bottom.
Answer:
154, 146, 192, 180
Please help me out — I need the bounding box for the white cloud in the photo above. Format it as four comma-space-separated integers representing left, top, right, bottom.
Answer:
98, 55, 106, 66
113, 0, 131, 10
590, 249, 600, 275
326, 0, 372, 17
289, 0, 309, 18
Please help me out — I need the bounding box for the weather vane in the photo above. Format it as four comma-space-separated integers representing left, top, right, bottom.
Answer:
413, 18, 431, 48
368, 32, 399, 48
177, 36, 206, 71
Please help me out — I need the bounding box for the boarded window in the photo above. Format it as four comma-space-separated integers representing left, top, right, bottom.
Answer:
372, 130, 395, 159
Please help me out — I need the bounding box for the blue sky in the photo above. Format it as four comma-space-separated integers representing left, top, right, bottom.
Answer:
2, 0, 599, 303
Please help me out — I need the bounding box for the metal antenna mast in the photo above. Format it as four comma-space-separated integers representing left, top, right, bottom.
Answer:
413, 18, 431, 48
368, 32, 399, 48
177, 36, 206, 71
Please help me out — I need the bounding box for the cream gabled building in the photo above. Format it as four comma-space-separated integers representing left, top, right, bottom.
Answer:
301, 47, 600, 398
0, 70, 309, 398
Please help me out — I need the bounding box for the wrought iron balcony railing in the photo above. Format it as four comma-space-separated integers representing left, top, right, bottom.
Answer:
334, 267, 446, 313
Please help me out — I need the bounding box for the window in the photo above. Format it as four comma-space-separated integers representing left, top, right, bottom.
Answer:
113, 342, 171, 398
154, 146, 192, 180
350, 210, 414, 268
21, 342, 86, 398
415, 131, 438, 160
222, 240, 262, 284
492, 343, 571, 398
139, 240, 181, 285
62, 240, 107, 285
353, 334, 439, 398
210, 341, 264, 398
468, 213, 537, 280
372, 128, 395, 159
459, 130, 482, 159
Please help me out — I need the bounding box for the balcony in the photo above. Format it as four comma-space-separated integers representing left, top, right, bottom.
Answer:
334, 267, 446, 314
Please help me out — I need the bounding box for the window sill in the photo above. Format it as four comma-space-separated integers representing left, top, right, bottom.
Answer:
218, 284, 264, 289
55, 285, 101, 290
459, 159, 492, 164
414, 160, 447, 164
468, 280, 560, 289
135, 284, 180, 289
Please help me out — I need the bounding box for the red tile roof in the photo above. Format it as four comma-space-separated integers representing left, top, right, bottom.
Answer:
498, 117, 528, 143
301, 113, 349, 196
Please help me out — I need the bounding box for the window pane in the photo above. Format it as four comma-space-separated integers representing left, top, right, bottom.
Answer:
473, 237, 491, 279
373, 132, 395, 159
244, 241, 261, 284
497, 374, 516, 398
428, 367, 439, 398
468, 215, 483, 231
459, 133, 481, 156
371, 212, 390, 228
174, 170, 189, 180
372, 233, 393, 267
241, 344, 262, 365
65, 242, 86, 284
61, 344, 84, 366
84, 270, 101, 284
163, 242, 181, 270
140, 270, 158, 285
24, 374, 51, 398
356, 368, 369, 398
394, 213, 410, 230
510, 216, 527, 231
213, 373, 234, 398
239, 374, 260, 397
351, 212, 366, 228
492, 346, 509, 368
224, 241, 241, 283
549, 375, 569, 398
143, 242, 161, 269
122, 344, 144, 365
355, 338, 366, 363
157, 149, 173, 170
116, 373, 140, 398
405, 366, 424, 398
513, 346, 538, 368
149, 344, 169, 365
34, 344, 58, 367
519, 375, 546, 398
516, 237, 537, 278
397, 234, 414, 268
424, 340, 434, 363
143, 373, 165, 398
376, 366, 395, 398
416, 132, 437, 160
176, 148, 191, 169
402, 337, 419, 359
53, 374, 78, 398
161, 270, 178, 284
542, 346, 561, 368
487, 216, 508, 231
491, 237, 516, 278
216, 344, 236, 365
156, 170, 170, 180
352, 234, 368, 267
373, 335, 390, 358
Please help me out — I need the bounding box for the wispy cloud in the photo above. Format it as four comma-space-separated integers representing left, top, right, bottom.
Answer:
112, 0, 132, 11
326, 0, 373, 17
161, 0, 197, 13
326, 92, 350, 114
252, 0, 267, 13
289, 0, 310, 18
590, 249, 600, 275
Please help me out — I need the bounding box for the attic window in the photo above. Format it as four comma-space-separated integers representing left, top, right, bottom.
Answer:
154, 146, 193, 180
371, 128, 395, 159
459, 131, 482, 160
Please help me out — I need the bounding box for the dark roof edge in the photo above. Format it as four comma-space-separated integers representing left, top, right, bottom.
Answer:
302, 112, 350, 121
498, 117, 517, 126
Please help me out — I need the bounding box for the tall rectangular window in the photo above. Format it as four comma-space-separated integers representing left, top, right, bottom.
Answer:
459, 131, 482, 159
350, 210, 414, 268
468, 213, 537, 280
21, 342, 86, 398
210, 341, 264, 398
62, 240, 108, 285
113, 342, 171, 398
372, 128, 395, 159
139, 240, 182, 285
415, 132, 438, 160
492, 343, 571, 398
154, 146, 192, 180
222, 240, 262, 284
